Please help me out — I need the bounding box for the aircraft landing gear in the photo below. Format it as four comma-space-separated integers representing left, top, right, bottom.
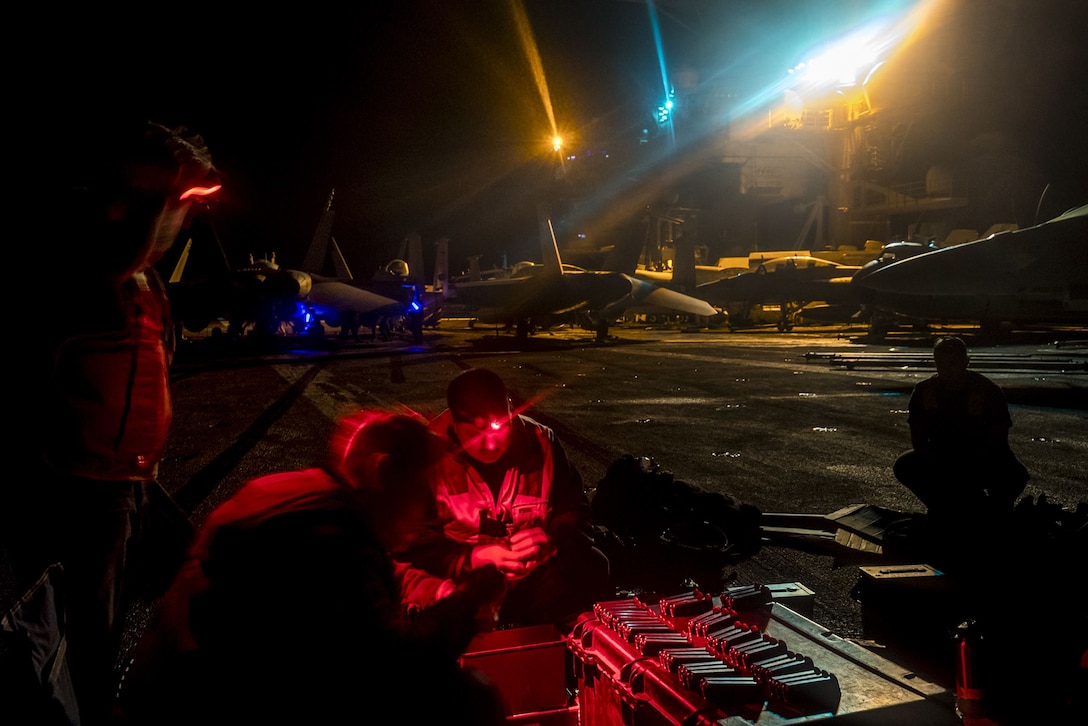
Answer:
777, 302, 802, 332
515, 319, 532, 340
865, 310, 893, 340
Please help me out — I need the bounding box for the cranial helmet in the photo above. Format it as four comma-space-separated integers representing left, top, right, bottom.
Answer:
447, 368, 510, 424
328, 410, 437, 493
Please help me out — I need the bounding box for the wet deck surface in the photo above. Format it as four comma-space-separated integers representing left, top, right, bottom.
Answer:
157, 319, 1086, 620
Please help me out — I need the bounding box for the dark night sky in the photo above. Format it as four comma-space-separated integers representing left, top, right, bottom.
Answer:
24, 0, 1088, 279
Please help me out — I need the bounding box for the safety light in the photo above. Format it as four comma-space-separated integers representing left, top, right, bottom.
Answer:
655, 91, 675, 126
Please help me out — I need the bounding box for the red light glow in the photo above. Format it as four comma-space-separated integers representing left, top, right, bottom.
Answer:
179, 184, 222, 200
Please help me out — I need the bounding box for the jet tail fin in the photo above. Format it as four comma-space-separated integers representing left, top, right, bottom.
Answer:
328, 236, 354, 280
301, 189, 337, 273
468, 256, 483, 281
432, 237, 449, 298
538, 203, 564, 276
169, 238, 193, 283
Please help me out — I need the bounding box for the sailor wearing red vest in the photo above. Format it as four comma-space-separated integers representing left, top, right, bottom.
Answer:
5, 120, 219, 726
403, 367, 611, 631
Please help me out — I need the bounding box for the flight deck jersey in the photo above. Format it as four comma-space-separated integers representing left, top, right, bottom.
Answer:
402, 409, 595, 586
41, 268, 175, 481
429, 410, 554, 548
907, 369, 1012, 454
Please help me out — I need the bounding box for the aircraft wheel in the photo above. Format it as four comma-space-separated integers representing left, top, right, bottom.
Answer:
867, 311, 893, 339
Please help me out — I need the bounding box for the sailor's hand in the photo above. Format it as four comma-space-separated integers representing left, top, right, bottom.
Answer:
471, 528, 557, 580
507, 527, 557, 578
471, 543, 532, 577
509, 527, 555, 558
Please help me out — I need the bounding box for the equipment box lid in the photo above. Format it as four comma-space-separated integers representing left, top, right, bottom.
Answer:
858, 563, 944, 581
766, 581, 817, 617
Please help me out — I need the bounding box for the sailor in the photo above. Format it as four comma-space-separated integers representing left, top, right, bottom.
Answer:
401, 367, 611, 631
116, 410, 507, 725
894, 336, 1029, 521
6, 119, 219, 726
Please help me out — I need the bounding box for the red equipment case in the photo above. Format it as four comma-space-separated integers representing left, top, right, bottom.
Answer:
568, 587, 963, 725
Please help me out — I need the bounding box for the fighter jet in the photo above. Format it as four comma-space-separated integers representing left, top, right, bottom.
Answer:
162, 231, 306, 337
693, 255, 862, 331
167, 248, 408, 338
447, 206, 722, 340
165, 191, 409, 338
277, 192, 446, 341
851, 204, 1088, 336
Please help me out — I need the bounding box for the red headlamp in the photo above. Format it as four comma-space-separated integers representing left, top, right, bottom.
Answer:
179, 183, 222, 201
454, 412, 510, 433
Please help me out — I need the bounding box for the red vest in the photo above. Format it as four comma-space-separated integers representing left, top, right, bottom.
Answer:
428, 410, 554, 546
42, 269, 174, 481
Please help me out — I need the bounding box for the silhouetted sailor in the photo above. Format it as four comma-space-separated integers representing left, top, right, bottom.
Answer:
894, 336, 1029, 520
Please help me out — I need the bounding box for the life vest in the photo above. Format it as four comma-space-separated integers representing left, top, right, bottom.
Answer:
41, 268, 175, 481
